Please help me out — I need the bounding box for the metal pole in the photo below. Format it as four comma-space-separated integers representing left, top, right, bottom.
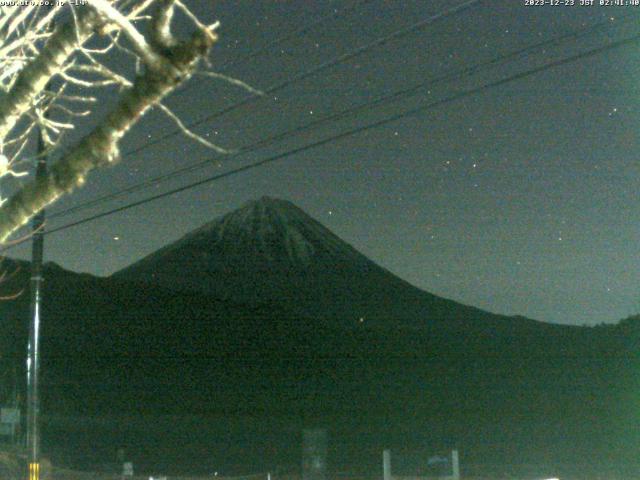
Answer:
451, 449, 460, 480
26, 110, 48, 480
302, 429, 328, 480
383, 449, 391, 480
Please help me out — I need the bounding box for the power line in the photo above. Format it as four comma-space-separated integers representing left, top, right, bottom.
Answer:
122, 0, 482, 158
216, 0, 375, 72
5, 31, 634, 250
170, 0, 375, 97
47, 13, 637, 221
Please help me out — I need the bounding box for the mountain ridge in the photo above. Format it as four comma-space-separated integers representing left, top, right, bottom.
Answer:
0, 199, 637, 476
113, 196, 544, 329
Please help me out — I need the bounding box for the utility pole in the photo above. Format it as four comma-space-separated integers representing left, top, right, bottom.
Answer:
26, 99, 48, 480
25, 11, 55, 479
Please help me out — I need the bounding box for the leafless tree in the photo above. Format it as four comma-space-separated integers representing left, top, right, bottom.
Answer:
0, 0, 244, 243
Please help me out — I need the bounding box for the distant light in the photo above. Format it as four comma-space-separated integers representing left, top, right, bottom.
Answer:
113, 236, 120, 241
359, 317, 364, 323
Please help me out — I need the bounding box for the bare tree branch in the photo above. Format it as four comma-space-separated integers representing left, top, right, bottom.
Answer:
86, 0, 164, 68
0, 8, 100, 143
156, 102, 230, 153
0, 13, 219, 241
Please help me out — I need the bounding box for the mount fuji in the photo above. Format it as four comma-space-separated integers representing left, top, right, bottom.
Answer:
114, 196, 536, 329
0, 197, 637, 476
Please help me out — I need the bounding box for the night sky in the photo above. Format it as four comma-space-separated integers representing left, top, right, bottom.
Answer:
6, 0, 640, 326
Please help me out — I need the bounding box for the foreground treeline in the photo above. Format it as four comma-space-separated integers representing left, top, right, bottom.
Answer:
0, 261, 637, 477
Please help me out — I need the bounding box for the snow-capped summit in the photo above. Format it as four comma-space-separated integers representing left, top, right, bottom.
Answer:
116, 196, 366, 278
175, 196, 362, 268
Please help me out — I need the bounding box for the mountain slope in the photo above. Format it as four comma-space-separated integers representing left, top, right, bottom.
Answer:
114, 196, 538, 329
0, 241, 638, 476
